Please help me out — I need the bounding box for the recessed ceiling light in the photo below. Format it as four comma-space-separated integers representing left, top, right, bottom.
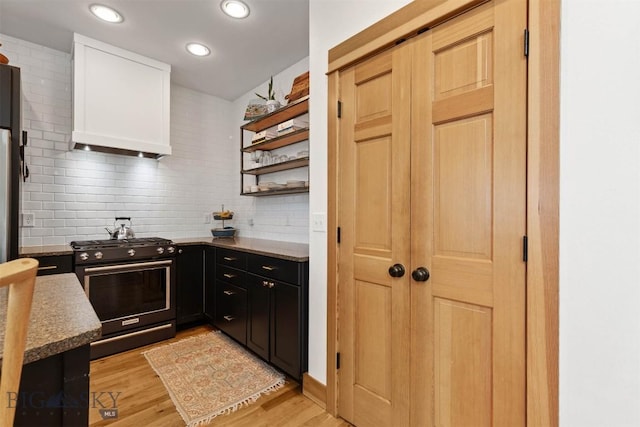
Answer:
89, 4, 124, 23
220, 0, 250, 19
186, 43, 211, 57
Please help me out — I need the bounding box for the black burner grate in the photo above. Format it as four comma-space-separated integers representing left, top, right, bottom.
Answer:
70, 237, 173, 250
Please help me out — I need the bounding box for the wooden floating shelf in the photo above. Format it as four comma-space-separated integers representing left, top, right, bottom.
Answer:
241, 187, 309, 197
242, 157, 309, 175
241, 96, 309, 133
243, 129, 309, 152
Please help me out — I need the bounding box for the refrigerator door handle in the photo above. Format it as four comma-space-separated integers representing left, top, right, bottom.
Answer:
20, 130, 28, 182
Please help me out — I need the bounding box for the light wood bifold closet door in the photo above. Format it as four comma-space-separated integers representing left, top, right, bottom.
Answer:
336, 1, 527, 425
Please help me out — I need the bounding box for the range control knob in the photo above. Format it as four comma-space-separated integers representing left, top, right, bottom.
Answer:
157, 247, 165, 254
94, 251, 103, 260
127, 249, 136, 257
167, 246, 175, 254
79, 252, 89, 261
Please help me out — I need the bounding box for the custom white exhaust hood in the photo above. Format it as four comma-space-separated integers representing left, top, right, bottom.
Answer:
71, 34, 171, 159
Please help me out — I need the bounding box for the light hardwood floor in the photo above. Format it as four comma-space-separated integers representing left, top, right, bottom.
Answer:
89, 324, 349, 426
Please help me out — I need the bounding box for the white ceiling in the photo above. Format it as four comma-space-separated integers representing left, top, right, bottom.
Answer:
0, 0, 309, 101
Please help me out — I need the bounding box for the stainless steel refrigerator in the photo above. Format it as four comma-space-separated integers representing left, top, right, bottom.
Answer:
0, 63, 22, 263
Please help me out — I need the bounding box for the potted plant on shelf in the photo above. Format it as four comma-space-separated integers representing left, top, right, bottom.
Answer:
256, 76, 280, 113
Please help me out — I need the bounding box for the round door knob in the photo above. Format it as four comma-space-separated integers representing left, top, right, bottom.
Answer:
388, 263, 405, 278
412, 267, 430, 282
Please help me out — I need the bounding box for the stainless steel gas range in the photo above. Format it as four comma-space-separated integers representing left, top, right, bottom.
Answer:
71, 237, 177, 359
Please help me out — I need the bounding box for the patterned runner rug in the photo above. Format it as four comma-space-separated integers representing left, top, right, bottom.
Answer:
143, 331, 285, 426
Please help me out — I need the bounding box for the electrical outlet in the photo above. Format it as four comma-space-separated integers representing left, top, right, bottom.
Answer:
312, 212, 327, 232
204, 213, 211, 224
22, 213, 35, 227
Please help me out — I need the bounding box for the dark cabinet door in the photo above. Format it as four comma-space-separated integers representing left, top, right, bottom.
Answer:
204, 247, 216, 322
270, 280, 301, 379
247, 271, 302, 379
247, 274, 271, 360
176, 245, 204, 326
215, 281, 247, 344
30, 254, 73, 276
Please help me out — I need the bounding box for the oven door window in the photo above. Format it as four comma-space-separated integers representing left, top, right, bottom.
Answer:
86, 264, 170, 321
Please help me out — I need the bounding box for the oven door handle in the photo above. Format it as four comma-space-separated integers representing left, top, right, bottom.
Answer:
83, 260, 173, 273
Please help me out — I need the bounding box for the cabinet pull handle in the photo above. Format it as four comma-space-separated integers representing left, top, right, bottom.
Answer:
223, 315, 235, 321
223, 257, 237, 261
261, 265, 276, 271
37, 265, 58, 271
262, 280, 275, 288
223, 290, 235, 296
223, 273, 236, 279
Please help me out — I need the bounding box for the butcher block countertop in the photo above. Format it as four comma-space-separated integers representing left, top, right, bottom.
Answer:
173, 237, 309, 262
0, 273, 101, 365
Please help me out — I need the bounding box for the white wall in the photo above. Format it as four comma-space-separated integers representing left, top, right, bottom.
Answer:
307, 0, 412, 384
1, 33, 310, 244
559, 1, 640, 425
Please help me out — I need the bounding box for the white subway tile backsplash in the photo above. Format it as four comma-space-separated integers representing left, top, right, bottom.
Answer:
42, 202, 65, 210
53, 193, 76, 202
3, 33, 309, 246
43, 184, 66, 193
22, 237, 44, 246
42, 131, 67, 141
29, 156, 54, 167
28, 174, 54, 184
42, 237, 66, 245
22, 201, 43, 210
54, 211, 76, 219
30, 193, 54, 202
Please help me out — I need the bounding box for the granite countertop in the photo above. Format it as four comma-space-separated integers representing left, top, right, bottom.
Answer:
173, 236, 309, 261
20, 237, 309, 262
20, 244, 74, 257
0, 273, 102, 365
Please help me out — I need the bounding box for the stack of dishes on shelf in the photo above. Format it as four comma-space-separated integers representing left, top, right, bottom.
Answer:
257, 182, 285, 191
277, 118, 308, 136
286, 180, 305, 188
251, 128, 277, 144
252, 181, 308, 192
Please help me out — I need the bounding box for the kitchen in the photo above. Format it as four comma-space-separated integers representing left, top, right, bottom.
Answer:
0, 0, 318, 424
1, 0, 639, 427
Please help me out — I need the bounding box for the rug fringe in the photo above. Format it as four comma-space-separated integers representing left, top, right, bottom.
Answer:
186, 377, 285, 427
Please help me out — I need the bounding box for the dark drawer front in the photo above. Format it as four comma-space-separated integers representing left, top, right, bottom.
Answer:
247, 254, 299, 285
216, 248, 246, 270
215, 281, 247, 345
32, 254, 73, 276
216, 265, 245, 288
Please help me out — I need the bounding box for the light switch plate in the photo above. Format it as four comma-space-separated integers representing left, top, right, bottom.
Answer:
312, 212, 327, 232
